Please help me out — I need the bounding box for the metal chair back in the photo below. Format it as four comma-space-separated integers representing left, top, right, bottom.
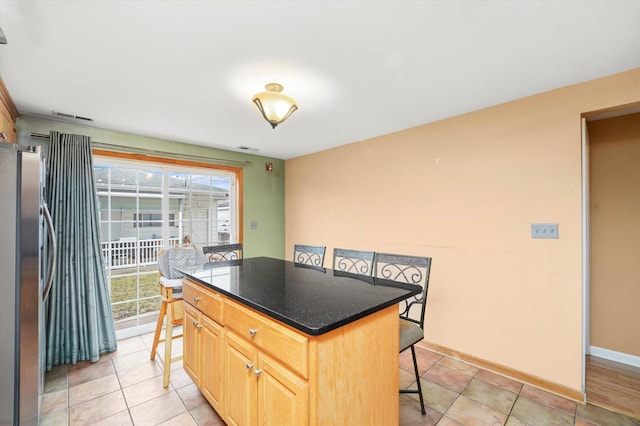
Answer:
202, 243, 243, 262
374, 253, 432, 328
333, 248, 375, 276
293, 244, 326, 267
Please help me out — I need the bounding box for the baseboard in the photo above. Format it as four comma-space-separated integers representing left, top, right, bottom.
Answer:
417, 341, 585, 403
590, 346, 640, 368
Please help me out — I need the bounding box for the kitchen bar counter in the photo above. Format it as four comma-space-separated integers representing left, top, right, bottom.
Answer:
179, 256, 421, 335
180, 256, 422, 425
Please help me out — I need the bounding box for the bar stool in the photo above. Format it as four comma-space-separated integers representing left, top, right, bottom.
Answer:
150, 276, 183, 387
151, 248, 198, 387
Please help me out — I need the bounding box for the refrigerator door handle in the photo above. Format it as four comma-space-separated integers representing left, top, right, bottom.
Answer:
42, 202, 57, 302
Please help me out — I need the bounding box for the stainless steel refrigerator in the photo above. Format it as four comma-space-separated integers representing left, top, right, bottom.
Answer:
0, 143, 56, 426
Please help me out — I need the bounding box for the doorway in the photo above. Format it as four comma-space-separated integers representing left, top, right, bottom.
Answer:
583, 109, 640, 418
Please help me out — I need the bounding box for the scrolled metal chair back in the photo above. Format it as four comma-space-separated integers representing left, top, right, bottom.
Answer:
333, 248, 375, 276
293, 244, 326, 267
202, 243, 243, 263
374, 253, 432, 328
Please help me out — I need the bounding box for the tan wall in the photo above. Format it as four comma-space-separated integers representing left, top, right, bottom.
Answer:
589, 112, 640, 357
285, 68, 640, 394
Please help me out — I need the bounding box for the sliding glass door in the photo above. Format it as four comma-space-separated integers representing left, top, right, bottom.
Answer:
94, 157, 238, 338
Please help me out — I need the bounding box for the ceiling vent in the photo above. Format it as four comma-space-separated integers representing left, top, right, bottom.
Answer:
51, 110, 94, 122
237, 146, 259, 152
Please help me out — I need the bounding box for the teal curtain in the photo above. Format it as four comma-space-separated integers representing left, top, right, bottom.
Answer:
45, 131, 117, 370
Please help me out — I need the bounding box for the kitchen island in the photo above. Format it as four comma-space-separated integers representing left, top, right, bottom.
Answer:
179, 257, 422, 426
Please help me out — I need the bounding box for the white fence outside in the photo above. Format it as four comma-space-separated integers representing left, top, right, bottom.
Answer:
101, 238, 181, 269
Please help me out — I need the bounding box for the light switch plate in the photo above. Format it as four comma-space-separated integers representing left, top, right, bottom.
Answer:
531, 223, 558, 239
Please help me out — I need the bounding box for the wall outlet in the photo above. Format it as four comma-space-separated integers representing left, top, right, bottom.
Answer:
531, 223, 558, 239
250, 221, 258, 230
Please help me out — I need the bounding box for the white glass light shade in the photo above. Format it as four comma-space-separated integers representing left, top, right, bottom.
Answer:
252, 83, 298, 129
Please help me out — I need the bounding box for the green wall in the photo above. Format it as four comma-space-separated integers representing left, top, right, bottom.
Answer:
17, 115, 285, 259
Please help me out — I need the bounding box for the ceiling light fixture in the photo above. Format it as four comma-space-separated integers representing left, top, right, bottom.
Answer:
252, 83, 297, 129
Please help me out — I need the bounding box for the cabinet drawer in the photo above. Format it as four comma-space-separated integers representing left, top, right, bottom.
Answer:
224, 300, 308, 379
183, 280, 222, 324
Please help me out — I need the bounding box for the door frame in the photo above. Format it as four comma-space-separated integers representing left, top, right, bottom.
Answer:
581, 117, 590, 400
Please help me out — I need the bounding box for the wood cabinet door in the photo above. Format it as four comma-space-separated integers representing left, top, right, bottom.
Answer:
200, 314, 224, 416
183, 303, 200, 383
225, 332, 258, 426
0, 107, 15, 143
257, 353, 309, 426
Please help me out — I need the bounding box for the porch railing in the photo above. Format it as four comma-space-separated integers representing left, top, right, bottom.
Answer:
101, 238, 181, 269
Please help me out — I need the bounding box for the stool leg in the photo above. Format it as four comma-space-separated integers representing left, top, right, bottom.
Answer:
163, 301, 174, 388
150, 300, 168, 360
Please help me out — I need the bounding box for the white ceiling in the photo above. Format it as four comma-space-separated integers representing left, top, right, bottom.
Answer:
1, 1, 639, 160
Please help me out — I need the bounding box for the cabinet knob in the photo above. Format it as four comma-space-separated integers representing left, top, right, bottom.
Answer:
0, 132, 6, 141
254, 369, 262, 377
193, 296, 201, 303
196, 323, 203, 329
245, 363, 253, 370
249, 328, 258, 336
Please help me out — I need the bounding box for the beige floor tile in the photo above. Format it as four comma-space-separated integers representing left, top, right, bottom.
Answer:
436, 415, 464, 426
117, 359, 163, 388
400, 368, 419, 389
414, 346, 444, 365
42, 336, 640, 426
437, 357, 479, 377
122, 374, 173, 407
110, 336, 148, 357
112, 349, 153, 372
169, 366, 195, 389
41, 389, 68, 416
510, 396, 574, 426
520, 384, 577, 415
44, 372, 68, 394
445, 395, 508, 426
140, 331, 157, 348
400, 349, 425, 375
474, 369, 523, 394
69, 373, 121, 407
576, 403, 640, 426
409, 378, 459, 414
176, 383, 208, 410
39, 408, 68, 426
575, 418, 599, 426
504, 417, 529, 426
46, 364, 69, 379
423, 364, 473, 393
129, 391, 187, 425
399, 394, 442, 426
461, 378, 518, 414
158, 411, 198, 425
189, 402, 226, 426
93, 410, 132, 425
400, 347, 440, 376
69, 358, 115, 386
69, 390, 127, 424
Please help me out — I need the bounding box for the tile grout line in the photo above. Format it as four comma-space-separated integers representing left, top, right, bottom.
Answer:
110, 356, 136, 425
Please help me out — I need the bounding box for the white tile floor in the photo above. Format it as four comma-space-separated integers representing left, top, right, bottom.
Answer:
40, 333, 640, 425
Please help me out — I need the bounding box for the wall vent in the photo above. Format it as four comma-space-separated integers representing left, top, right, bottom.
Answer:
51, 110, 94, 122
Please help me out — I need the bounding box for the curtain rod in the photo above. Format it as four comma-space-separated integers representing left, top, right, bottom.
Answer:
30, 132, 252, 166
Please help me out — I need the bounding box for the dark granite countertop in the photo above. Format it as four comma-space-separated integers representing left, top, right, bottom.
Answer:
178, 256, 421, 336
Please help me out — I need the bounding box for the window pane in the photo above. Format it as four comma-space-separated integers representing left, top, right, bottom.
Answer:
95, 158, 237, 338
